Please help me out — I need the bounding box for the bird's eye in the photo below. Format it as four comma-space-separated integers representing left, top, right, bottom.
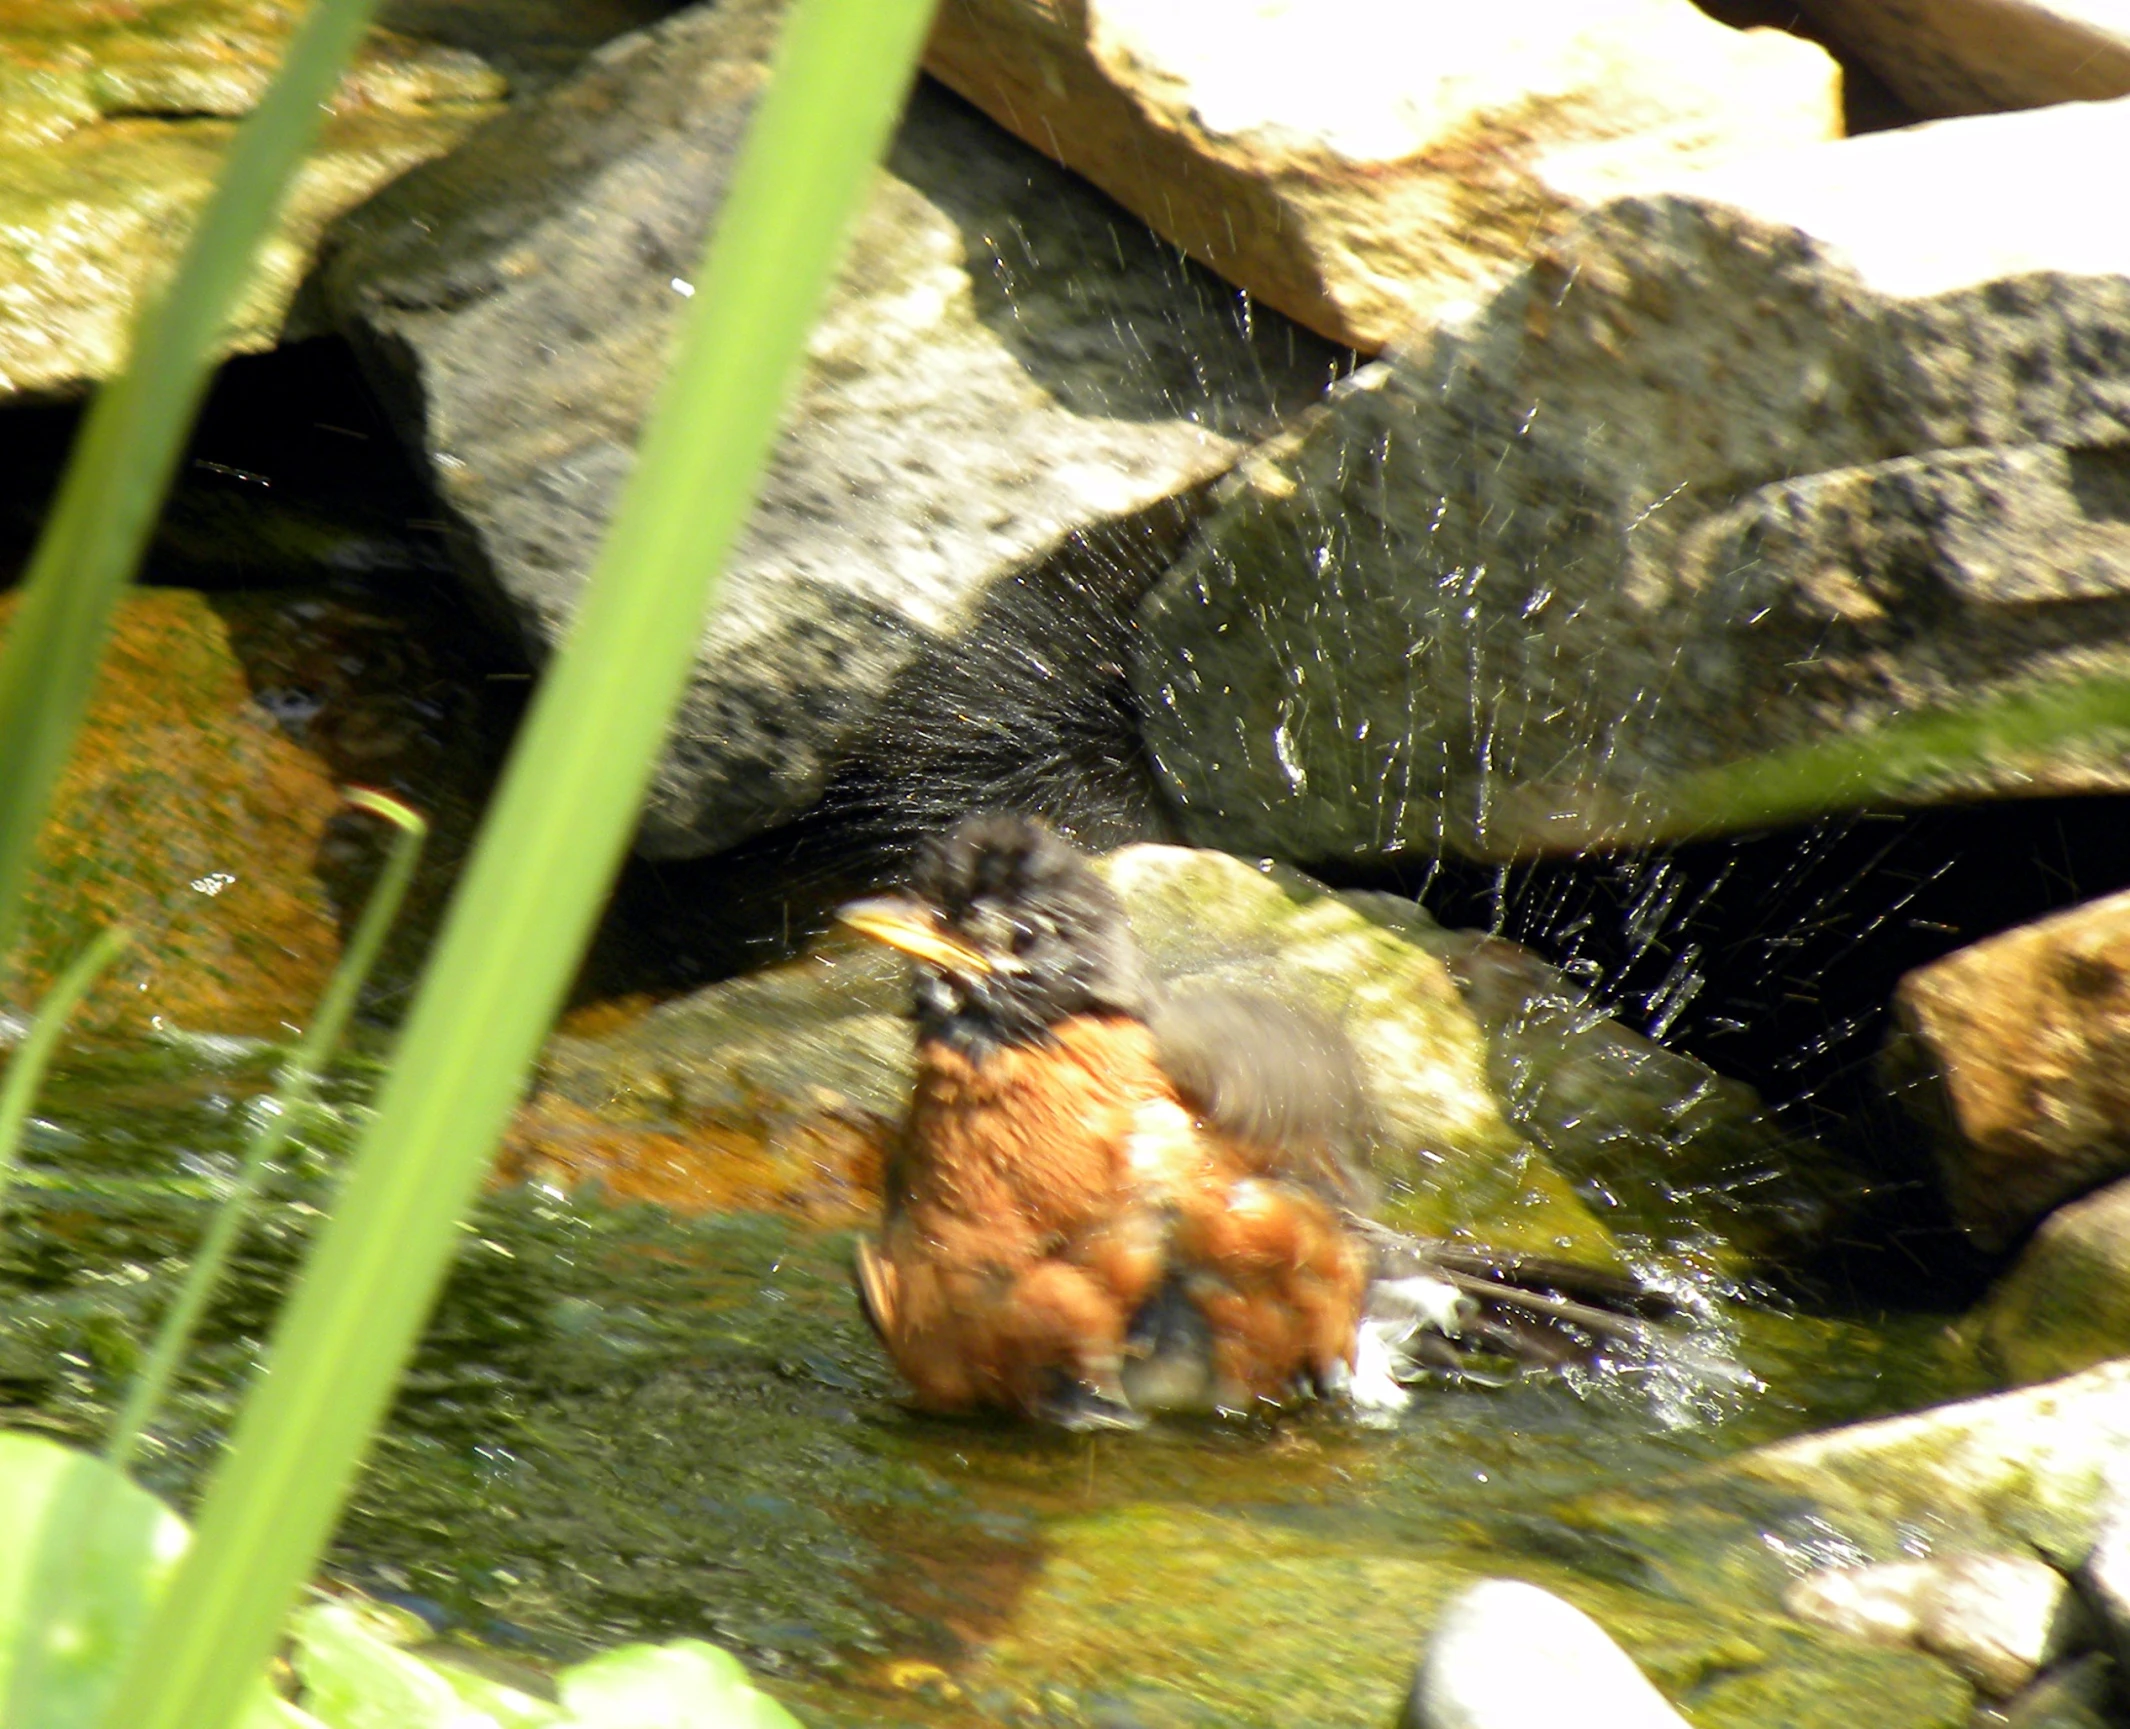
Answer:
1009, 919, 1040, 956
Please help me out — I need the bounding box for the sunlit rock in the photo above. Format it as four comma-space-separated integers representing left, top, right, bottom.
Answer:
535, 842, 1623, 1259
1401, 1578, 1691, 1729
1783, 1553, 2089, 1698
1887, 889, 2130, 1250
1134, 97, 2130, 866
0, 2, 501, 400
1726, 1358, 2130, 1566
1972, 1177, 2130, 1384
305, 0, 1336, 861
924, 0, 1839, 354
1790, 0, 2130, 118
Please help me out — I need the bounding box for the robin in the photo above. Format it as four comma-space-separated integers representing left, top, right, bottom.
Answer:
838, 812, 1676, 1428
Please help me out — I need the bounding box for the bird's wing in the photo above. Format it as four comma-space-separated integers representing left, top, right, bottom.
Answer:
1145, 981, 1376, 1206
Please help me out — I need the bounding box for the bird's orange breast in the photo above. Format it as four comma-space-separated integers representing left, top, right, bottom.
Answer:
862, 1012, 1367, 1419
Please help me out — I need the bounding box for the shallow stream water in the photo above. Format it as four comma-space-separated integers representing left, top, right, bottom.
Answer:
0, 1037, 1986, 1728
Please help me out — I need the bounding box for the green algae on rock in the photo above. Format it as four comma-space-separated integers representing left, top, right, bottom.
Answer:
1970, 1177, 2130, 1386
1, 585, 501, 1038
535, 842, 1623, 1263
0, 0, 502, 399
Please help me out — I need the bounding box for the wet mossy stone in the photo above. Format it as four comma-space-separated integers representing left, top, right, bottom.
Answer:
5, 589, 345, 1038
0, 2, 502, 399
542, 841, 1623, 1264
1972, 1178, 2130, 1386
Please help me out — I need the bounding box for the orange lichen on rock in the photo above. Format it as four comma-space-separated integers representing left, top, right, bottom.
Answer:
498, 1091, 886, 1227
6, 588, 346, 1037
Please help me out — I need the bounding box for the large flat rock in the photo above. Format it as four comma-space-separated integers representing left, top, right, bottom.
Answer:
307, 0, 1336, 859
1134, 97, 2130, 865
925, 0, 1839, 353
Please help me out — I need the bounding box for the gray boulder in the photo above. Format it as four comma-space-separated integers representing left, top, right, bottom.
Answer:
1134, 97, 2130, 866
306, 0, 1334, 858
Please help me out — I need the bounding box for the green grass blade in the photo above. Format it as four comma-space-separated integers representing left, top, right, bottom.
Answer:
94, 2, 936, 1725
0, 927, 130, 1224
0, 0, 384, 974
103, 792, 427, 1473
1515, 669, 2130, 851
1664, 671, 2130, 834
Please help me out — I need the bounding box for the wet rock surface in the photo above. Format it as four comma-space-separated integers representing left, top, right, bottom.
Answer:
536, 844, 1641, 1261
4, 589, 356, 1037
1718, 1358, 2130, 1567
924, 0, 1839, 353
0, 1, 502, 400
306, 0, 1339, 860
1134, 96, 2130, 866
1365, 912, 1850, 1264
1888, 888, 2130, 1250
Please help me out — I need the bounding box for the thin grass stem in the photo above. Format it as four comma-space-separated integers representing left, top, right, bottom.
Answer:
94, 3, 936, 1725
103, 791, 427, 1473
0, 0, 384, 975
0, 927, 130, 1224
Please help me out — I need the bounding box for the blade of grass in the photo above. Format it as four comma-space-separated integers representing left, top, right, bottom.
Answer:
0, 927, 130, 1223
103, 791, 427, 1473
1504, 668, 2130, 853
0, 0, 384, 974
95, 1, 937, 1724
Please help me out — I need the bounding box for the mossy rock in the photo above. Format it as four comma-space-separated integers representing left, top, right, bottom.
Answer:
0, 1, 501, 399
539, 842, 1621, 1263
1972, 1178, 2130, 1386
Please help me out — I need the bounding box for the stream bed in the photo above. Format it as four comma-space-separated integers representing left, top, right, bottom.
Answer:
0, 1038, 1986, 1728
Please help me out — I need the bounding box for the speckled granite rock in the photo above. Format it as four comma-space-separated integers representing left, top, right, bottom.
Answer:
307, 0, 1336, 860
1134, 98, 2130, 865
925, 0, 1839, 352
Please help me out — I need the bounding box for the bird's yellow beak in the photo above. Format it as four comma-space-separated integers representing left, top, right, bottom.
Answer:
835, 896, 992, 974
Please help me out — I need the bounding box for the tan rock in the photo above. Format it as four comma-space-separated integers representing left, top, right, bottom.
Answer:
0, 2, 502, 399
1793, 0, 2130, 118
1784, 1554, 2088, 1698
924, 0, 1840, 352
1888, 890, 2130, 1250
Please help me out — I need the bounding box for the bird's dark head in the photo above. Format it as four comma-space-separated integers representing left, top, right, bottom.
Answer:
837, 813, 1149, 1056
